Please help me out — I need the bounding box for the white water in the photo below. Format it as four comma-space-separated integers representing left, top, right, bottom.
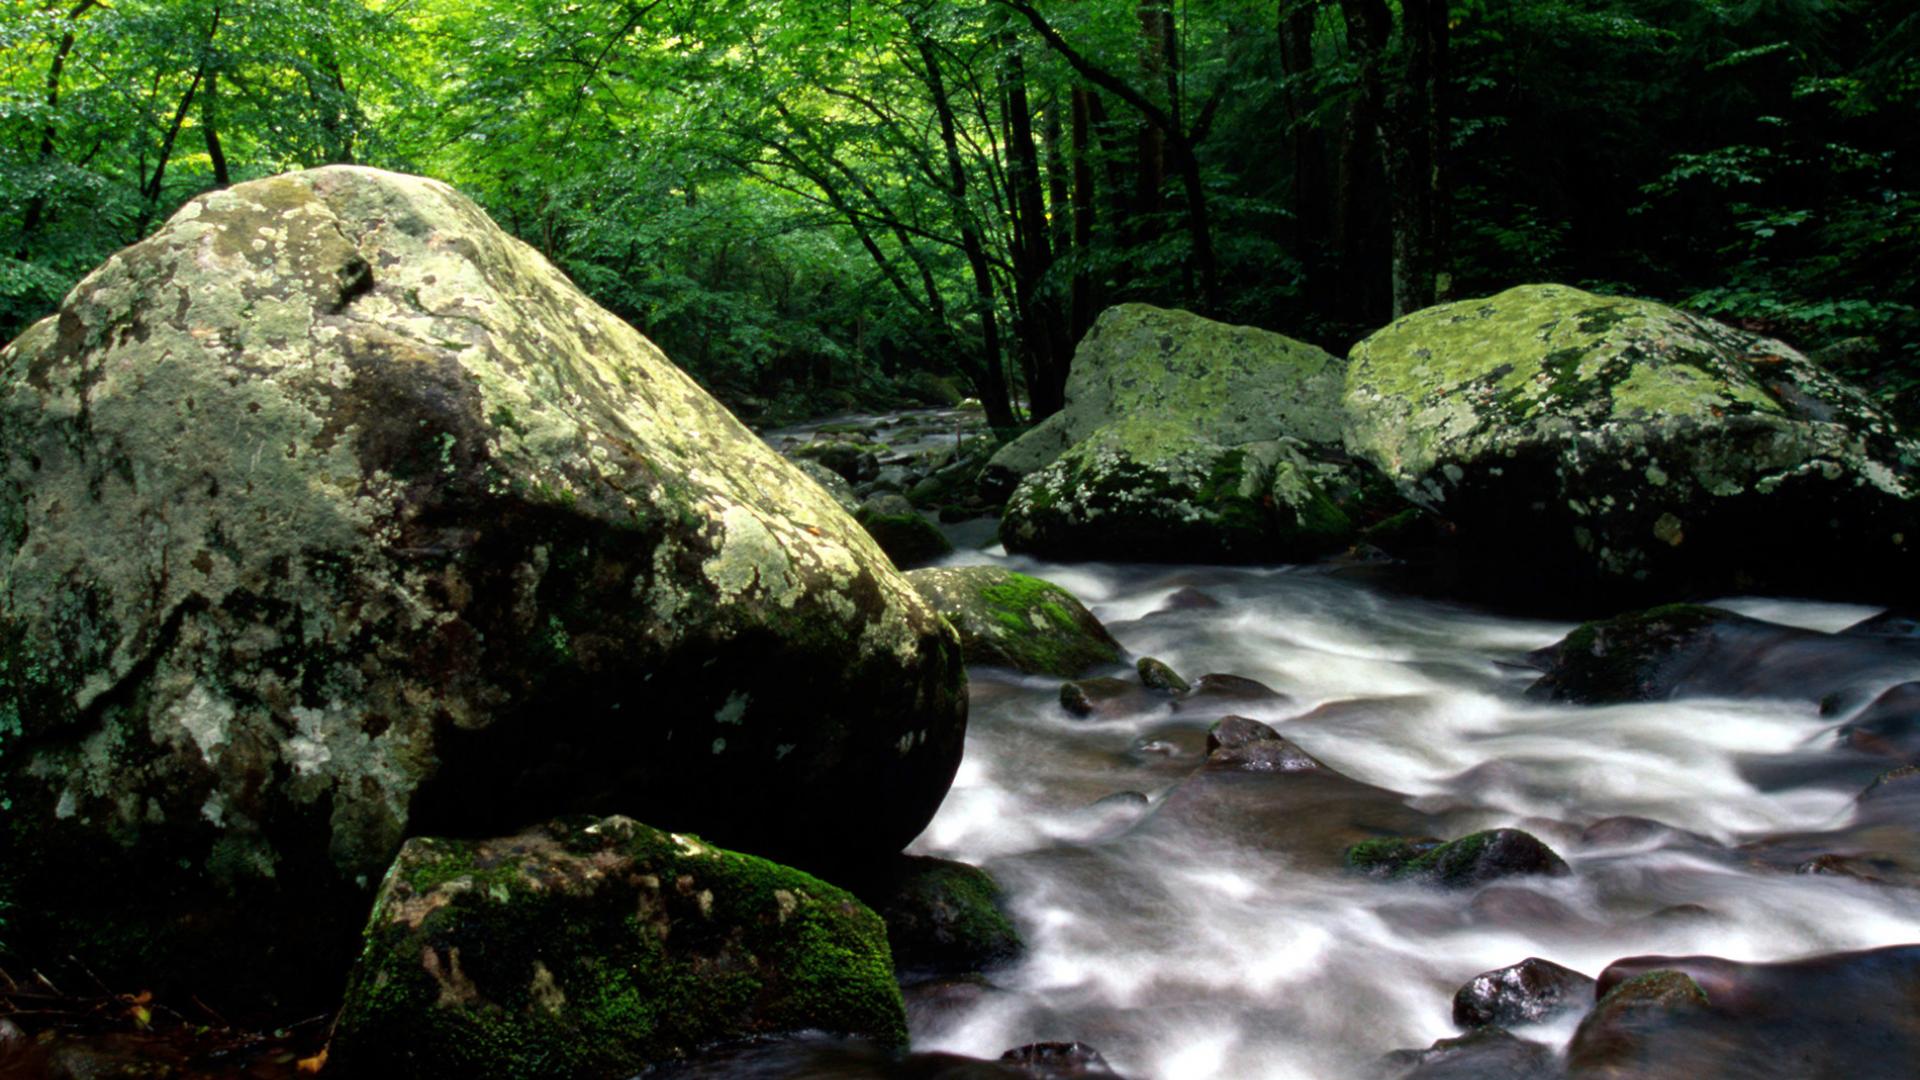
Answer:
904, 554, 1920, 1079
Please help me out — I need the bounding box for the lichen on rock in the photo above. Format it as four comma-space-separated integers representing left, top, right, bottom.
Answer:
1344, 284, 1920, 607
991, 304, 1403, 563
0, 166, 965, 1006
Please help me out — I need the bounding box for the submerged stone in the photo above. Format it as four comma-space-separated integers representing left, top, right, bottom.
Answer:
329, 817, 906, 1078
1381, 1027, 1558, 1080
1528, 603, 1920, 705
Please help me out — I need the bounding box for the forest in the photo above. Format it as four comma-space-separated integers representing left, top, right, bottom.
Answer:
6, 3, 1920, 1079
4, 0, 1917, 429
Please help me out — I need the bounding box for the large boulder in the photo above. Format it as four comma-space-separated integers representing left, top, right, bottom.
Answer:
329, 817, 906, 1078
1344, 284, 1920, 608
993, 305, 1401, 563
0, 167, 965, 1005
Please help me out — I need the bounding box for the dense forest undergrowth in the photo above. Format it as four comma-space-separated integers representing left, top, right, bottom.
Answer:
4, 0, 1917, 427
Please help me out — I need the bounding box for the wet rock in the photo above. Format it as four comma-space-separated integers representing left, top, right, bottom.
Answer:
1566, 946, 1920, 1079
997, 305, 1405, 563
1837, 681, 1920, 761
1139, 746, 1435, 867
857, 494, 955, 567
1135, 656, 1190, 694
998, 1042, 1120, 1077
1060, 676, 1157, 719
1453, 957, 1597, 1029
1466, 886, 1588, 930
329, 817, 906, 1078
1841, 610, 1920, 639
1380, 1027, 1559, 1080
1860, 763, 1920, 801
907, 566, 1120, 677
1206, 715, 1284, 753
1345, 283, 1920, 610
1567, 970, 1711, 1076
0, 167, 966, 1008
845, 856, 1022, 976
1740, 760, 1920, 886
1527, 604, 1920, 704
792, 439, 882, 483
1184, 672, 1285, 701
1206, 733, 1325, 773
1346, 829, 1572, 888
1644, 903, 1717, 924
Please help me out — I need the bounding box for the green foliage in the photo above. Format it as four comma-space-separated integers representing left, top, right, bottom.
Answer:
3, 0, 1915, 425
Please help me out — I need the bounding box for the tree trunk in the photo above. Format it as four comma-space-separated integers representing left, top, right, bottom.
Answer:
1279, 1, 1330, 310
1002, 38, 1069, 418
203, 68, 231, 188
917, 34, 1018, 431
18, 0, 100, 247
1069, 87, 1098, 340
1338, 0, 1439, 317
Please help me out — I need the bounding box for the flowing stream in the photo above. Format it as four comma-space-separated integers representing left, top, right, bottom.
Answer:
899, 549, 1920, 1079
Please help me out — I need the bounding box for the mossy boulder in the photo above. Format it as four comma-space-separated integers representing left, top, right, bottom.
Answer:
845, 855, 1022, 976
328, 817, 906, 1078
1345, 284, 1920, 608
1345, 829, 1571, 888
992, 305, 1404, 562
906, 566, 1121, 677
0, 167, 965, 1006
1001, 424, 1383, 563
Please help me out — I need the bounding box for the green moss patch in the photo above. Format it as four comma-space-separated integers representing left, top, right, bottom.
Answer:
329, 817, 906, 1079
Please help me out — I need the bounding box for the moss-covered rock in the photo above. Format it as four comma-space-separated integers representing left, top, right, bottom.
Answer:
1001, 425, 1375, 563
906, 566, 1121, 677
0, 167, 966, 1006
992, 305, 1405, 563
1567, 970, 1710, 1076
789, 439, 881, 483
1136, 657, 1190, 694
844, 855, 1022, 976
793, 459, 861, 514
1528, 604, 1736, 703
1345, 284, 1920, 608
1345, 829, 1571, 888
856, 495, 954, 568
328, 817, 905, 1078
